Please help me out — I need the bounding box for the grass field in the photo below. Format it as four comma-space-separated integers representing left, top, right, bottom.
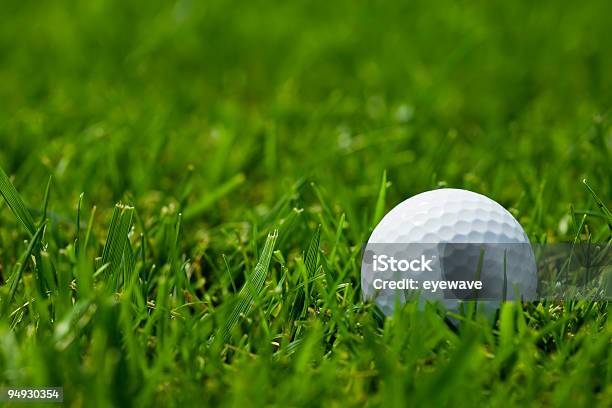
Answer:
0, 0, 611, 406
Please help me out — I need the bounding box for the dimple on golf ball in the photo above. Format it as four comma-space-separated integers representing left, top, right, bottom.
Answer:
362, 188, 537, 316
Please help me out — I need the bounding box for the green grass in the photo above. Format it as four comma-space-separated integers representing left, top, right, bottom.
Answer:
0, 0, 611, 406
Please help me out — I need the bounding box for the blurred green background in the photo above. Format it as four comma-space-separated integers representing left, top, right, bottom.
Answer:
1, 0, 610, 230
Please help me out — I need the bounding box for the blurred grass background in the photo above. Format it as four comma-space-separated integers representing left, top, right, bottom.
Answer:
0, 0, 610, 406
1, 0, 610, 222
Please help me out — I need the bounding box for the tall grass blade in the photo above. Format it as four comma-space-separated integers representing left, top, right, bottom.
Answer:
219, 230, 278, 342
291, 225, 321, 321
75, 193, 84, 257
0, 165, 36, 236
39, 176, 52, 227
3, 222, 46, 315
371, 170, 388, 230
101, 204, 135, 284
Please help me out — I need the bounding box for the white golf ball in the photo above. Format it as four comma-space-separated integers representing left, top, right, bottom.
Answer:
362, 188, 537, 317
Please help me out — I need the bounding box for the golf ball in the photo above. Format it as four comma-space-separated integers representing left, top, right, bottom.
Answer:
362, 188, 537, 317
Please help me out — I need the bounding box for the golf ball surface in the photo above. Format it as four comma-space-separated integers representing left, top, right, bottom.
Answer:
362, 188, 537, 316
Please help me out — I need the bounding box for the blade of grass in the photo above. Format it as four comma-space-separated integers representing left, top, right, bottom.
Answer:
184, 173, 245, 221
3, 222, 46, 315
75, 193, 84, 257
290, 225, 321, 321
39, 176, 52, 227
222, 254, 237, 293
583, 179, 612, 233
371, 169, 388, 230
502, 249, 508, 302
84, 205, 96, 252
219, 230, 278, 342
0, 164, 36, 236
101, 204, 135, 286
